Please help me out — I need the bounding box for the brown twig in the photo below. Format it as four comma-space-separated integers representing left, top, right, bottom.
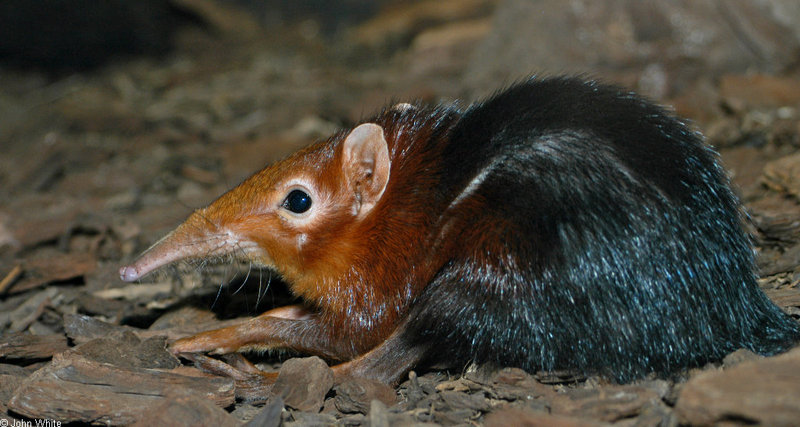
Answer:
0, 264, 23, 294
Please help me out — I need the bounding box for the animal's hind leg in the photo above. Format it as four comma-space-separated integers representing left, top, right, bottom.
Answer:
179, 352, 279, 400
332, 325, 432, 385
180, 322, 431, 400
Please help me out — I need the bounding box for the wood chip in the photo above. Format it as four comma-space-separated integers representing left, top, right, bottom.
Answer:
0, 374, 24, 404
244, 396, 283, 427
675, 347, 800, 426
64, 313, 132, 344
368, 399, 391, 427
334, 376, 398, 414
486, 406, 607, 427
271, 356, 333, 412
132, 388, 240, 427
0, 333, 68, 360
753, 211, 800, 246
6, 288, 58, 333
439, 390, 491, 412
8, 351, 234, 424
489, 367, 556, 402
72, 330, 180, 370
6, 195, 84, 249
763, 286, 800, 311
8, 252, 96, 294
550, 385, 661, 423
763, 152, 800, 200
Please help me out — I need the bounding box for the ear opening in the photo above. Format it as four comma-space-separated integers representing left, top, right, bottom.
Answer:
342, 123, 391, 217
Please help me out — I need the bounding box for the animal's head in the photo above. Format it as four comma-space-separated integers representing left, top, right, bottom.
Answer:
119, 123, 392, 300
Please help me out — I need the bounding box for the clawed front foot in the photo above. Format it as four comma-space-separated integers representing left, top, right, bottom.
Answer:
170, 305, 317, 355
171, 329, 246, 355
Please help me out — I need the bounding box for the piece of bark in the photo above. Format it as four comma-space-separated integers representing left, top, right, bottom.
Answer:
675, 347, 800, 426
753, 211, 800, 246
440, 390, 492, 412
286, 411, 338, 426
486, 405, 607, 427
72, 293, 128, 319
6, 288, 58, 333
0, 333, 68, 360
132, 388, 240, 427
8, 252, 96, 294
763, 287, 800, 313
759, 243, 800, 276
63, 313, 132, 344
434, 408, 479, 425
722, 348, 764, 368
635, 401, 677, 427
244, 396, 283, 427
435, 377, 482, 393
763, 152, 800, 200
5, 195, 83, 250
334, 376, 398, 414
8, 351, 234, 424
0, 363, 29, 377
534, 370, 586, 384
368, 399, 390, 427
0, 374, 24, 404
271, 356, 333, 412
549, 384, 661, 423
73, 330, 180, 369
489, 367, 556, 403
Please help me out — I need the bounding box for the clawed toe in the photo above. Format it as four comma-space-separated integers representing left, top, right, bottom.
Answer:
178, 352, 278, 400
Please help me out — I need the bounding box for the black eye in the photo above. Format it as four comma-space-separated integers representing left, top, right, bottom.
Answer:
282, 189, 312, 214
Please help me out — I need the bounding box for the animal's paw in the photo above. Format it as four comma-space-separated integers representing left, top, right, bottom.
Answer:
178, 352, 277, 400
171, 330, 245, 355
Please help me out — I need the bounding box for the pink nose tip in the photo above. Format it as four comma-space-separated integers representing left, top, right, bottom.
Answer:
119, 265, 140, 282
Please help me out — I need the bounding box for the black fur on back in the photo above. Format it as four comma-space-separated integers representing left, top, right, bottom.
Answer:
402, 76, 800, 382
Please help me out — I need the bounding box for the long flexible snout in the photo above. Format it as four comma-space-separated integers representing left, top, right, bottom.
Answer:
118, 220, 239, 282
119, 230, 198, 281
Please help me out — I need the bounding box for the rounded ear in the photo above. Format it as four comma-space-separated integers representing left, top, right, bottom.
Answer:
342, 123, 391, 217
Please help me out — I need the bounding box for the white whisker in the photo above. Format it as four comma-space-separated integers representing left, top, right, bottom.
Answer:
255, 266, 264, 308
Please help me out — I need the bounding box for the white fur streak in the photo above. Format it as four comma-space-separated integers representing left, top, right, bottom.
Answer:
446, 159, 498, 211
432, 159, 499, 249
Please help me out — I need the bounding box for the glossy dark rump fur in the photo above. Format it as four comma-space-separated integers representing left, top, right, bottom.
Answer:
401, 77, 800, 381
